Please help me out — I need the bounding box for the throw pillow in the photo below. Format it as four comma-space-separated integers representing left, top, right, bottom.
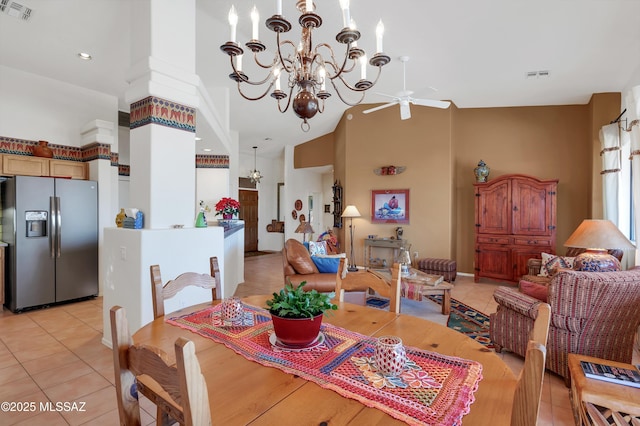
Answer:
539, 252, 575, 277
519, 280, 549, 302
314, 253, 348, 278
311, 256, 340, 273
308, 241, 327, 256
285, 239, 319, 274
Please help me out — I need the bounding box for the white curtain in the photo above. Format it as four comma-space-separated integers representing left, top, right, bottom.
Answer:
600, 123, 621, 224
627, 87, 640, 266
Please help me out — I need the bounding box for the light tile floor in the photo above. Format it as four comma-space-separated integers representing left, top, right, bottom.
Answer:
0, 252, 637, 425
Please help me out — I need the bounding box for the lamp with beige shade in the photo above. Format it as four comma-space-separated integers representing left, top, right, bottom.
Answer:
564, 219, 635, 272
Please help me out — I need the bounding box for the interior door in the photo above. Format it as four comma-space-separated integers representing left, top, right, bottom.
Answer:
240, 190, 258, 252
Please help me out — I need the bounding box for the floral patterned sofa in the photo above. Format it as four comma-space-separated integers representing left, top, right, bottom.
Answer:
490, 269, 640, 381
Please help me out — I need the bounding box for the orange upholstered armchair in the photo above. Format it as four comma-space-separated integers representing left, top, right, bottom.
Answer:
490, 269, 640, 381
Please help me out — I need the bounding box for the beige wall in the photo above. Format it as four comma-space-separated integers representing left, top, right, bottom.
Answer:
300, 93, 620, 275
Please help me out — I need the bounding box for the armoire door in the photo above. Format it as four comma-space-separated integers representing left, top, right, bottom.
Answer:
475, 179, 511, 234
511, 179, 555, 236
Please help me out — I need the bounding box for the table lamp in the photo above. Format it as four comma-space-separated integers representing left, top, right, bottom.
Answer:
295, 221, 314, 243
341, 205, 361, 272
563, 219, 635, 271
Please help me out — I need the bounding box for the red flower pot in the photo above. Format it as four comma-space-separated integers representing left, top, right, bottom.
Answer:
270, 313, 323, 347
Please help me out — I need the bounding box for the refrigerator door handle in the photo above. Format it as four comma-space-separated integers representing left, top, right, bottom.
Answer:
50, 196, 56, 258
55, 196, 61, 258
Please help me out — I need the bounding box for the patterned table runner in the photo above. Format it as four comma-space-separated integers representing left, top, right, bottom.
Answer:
167, 303, 483, 426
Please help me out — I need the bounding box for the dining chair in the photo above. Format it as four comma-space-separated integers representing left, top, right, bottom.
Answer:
150, 256, 220, 319
510, 302, 551, 426
110, 305, 211, 426
335, 260, 402, 313
584, 401, 640, 425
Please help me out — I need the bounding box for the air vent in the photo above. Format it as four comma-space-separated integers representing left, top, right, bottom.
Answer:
0, 0, 32, 21
526, 70, 551, 79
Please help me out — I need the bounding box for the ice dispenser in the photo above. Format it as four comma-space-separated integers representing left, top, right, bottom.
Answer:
25, 211, 48, 237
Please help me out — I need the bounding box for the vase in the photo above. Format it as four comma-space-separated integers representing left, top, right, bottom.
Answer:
33, 140, 54, 158
115, 208, 126, 228
270, 313, 323, 347
474, 160, 490, 183
195, 211, 207, 228
223, 213, 233, 220
374, 336, 407, 376
220, 297, 244, 322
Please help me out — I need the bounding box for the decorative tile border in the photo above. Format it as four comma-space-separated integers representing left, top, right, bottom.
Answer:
196, 154, 230, 169
130, 96, 196, 133
0, 137, 229, 176
118, 164, 130, 176
81, 142, 112, 162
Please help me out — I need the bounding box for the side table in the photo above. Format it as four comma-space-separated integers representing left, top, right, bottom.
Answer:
568, 353, 640, 425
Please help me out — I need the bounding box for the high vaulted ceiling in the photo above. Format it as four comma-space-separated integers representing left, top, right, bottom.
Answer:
2, 0, 640, 158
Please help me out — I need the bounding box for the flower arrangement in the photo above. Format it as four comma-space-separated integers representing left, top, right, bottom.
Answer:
215, 197, 240, 217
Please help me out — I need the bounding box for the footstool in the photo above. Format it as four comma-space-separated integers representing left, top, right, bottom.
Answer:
415, 258, 457, 282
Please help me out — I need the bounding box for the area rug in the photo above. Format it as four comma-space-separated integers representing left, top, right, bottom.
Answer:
366, 295, 494, 348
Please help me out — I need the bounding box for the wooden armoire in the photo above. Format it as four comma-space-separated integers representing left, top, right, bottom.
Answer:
474, 174, 558, 283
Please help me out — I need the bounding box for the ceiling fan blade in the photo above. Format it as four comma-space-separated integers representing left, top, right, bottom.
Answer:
363, 101, 399, 114
400, 103, 411, 120
373, 92, 400, 100
411, 98, 451, 109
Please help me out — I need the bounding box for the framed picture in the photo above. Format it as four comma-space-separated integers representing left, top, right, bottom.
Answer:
324, 204, 331, 213
371, 189, 410, 224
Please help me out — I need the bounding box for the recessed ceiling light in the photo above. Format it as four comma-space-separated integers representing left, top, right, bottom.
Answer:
203, 148, 212, 152
77, 52, 92, 60
195, 136, 202, 141
264, 137, 272, 141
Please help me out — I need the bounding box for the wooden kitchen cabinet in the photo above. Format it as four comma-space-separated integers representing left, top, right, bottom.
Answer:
49, 159, 87, 179
474, 174, 558, 283
2, 154, 50, 177
1, 154, 87, 179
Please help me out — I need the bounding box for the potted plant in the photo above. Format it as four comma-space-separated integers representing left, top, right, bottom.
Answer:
266, 281, 338, 347
214, 197, 240, 220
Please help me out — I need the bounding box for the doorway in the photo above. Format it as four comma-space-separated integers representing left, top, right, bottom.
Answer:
239, 189, 258, 252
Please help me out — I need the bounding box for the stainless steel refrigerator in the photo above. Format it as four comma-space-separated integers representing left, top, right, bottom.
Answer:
2, 176, 98, 312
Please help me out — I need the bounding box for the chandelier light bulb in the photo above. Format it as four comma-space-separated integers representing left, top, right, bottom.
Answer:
339, 0, 351, 27
274, 67, 281, 90
319, 66, 326, 90
376, 20, 384, 53
350, 18, 357, 30
360, 55, 367, 80
276, 0, 282, 16
236, 54, 243, 72
305, 0, 313, 13
228, 6, 238, 43
250, 6, 259, 40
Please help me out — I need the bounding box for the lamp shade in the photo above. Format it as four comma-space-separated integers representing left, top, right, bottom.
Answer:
341, 205, 361, 218
563, 219, 635, 250
295, 221, 314, 234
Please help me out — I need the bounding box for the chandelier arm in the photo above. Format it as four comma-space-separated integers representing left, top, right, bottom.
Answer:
333, 66, 384, 93
252, 50, 280, 69
314, 43, 356, 79
236, 81, 277, 101
327, 77, 366, 106
275, 33, 297, 75
275, 84, 296, 114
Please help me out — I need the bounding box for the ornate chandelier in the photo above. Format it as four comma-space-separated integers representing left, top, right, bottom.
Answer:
248, 146, 263, 183
220, 0, 390, 132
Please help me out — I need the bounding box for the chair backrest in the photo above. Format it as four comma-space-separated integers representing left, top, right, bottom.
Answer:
335, 261, 402, 313
151, 257, 220, 319
510, 302, 551, 426
110, 306, 211, 426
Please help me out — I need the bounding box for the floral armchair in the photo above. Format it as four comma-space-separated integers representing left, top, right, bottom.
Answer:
490, 269, 640, 381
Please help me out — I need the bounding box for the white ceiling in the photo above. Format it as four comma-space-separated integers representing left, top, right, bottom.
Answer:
1, 0, 640, 158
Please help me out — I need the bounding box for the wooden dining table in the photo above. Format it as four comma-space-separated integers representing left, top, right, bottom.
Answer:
132, 295, 517, 425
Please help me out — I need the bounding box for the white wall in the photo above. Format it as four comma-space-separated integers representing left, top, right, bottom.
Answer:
0, 66, 118, 146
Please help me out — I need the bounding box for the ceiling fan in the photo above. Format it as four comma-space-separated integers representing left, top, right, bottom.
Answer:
363, 56, 451, 120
